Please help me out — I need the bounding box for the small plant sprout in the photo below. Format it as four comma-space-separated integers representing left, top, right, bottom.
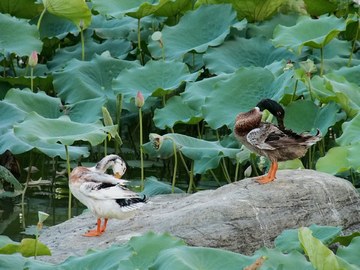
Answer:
152, 31, 165, 60
149, 133, 178, 193
29, 50, 38, 92
136, 91, 145, 190
35, 211, 49, 260
79, 19, 85, 61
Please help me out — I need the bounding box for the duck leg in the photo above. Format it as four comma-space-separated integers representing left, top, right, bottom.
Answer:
84, 219, 103, 237
253, 162, 278, 184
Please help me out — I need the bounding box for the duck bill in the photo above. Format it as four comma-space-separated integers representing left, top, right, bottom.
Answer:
115, 172, 122, 179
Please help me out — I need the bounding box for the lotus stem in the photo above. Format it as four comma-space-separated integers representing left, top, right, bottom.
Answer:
21, 151, 33, 230
234, 160, 240, 182
187, 160, 194, 193
197, 123, 202, 139
37, 7, 46, 30
139, 107, 144, 191
161, 42, 165, 60
80, 28, 85, 61
209, 169, 222, 187
220, 158, 231, 184
165, 136, 177, 193
348, 21, 359, 68
115, 94, 123, 155
34, 222, 40, 259
30, 67, 34, 92
350, 168, 355, 186
290, 80, 298, 103
320, 47, 324, 77
65, 145, 72, 219
138, 19, 143, 65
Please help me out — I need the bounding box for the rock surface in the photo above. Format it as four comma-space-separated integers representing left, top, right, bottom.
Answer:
39, 169, 360, 264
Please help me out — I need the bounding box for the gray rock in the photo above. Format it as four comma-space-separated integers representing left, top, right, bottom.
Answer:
39, 169, 360, 264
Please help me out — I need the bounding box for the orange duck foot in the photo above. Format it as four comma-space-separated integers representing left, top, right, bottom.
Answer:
253, 162, 278, 185
83, 218, 108, 237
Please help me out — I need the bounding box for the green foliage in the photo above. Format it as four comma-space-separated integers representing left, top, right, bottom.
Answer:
0, 236, 51, 257
2, 225, 360, 269
0, 166, 23, 198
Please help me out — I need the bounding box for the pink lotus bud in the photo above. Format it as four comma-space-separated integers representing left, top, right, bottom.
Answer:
135, 91, 144, 108
29, 50, 38, 67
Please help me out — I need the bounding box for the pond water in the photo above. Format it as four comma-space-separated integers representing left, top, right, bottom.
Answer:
1, 151, 224, 242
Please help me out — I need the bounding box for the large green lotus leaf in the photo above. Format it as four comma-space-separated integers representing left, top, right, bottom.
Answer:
0, 101, 27, 131
246, 13, 299, 39
311, 38, 352, 60
194, 0, 286, 23
153, 0, 191, 16
47, 36, 131, 72
311, 74, 360, 118
332, 232, 360, 247
336, 237, 360, 267
3, 88, 62, 118
284, 100, 338, 136
0, 166, 23, 198
272, 15, 355, 56
67, 96, 107, 124
316, 57, 360, 77
165, 133, 239, 174
0, 13, 42, 59
337, 112, 360, 146
142, 177, 185, 197
92, 0, 166, 19
275, 224, 342, 254
181, 74, 231, 111
299, 227, 339, 270
53, 55, 139, 104
113, 60, 198, 102
204, 36, 296, 74
149, 245, 254, 270
148, 4, 247, 60
202, 67, 282, 130
0, 129, 89, 160
153, 96, 203, 129
14, 112, 115, 146
0, 238, 51, 257
316, 144, 360, 174
57, 244, 133, 270
0, 74, 53, 93
31, 10, 79, 40
0, 0, 43, 19
303, 0, 338, 16
119, 232, 185, 269
41, 0, 92, 30
332, 65, 360, 87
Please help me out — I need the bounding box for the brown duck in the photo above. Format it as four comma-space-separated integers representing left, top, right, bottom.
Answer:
234, 99, 321, 184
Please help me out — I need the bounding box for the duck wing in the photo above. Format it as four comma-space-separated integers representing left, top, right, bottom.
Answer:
247, 123, 280, 150
79, 181, 139, 200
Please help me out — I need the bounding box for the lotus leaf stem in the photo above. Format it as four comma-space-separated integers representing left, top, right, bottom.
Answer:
234, 160, 240, 182
348, 20, 359, 68
139, 107, 144, 191
21, 151, 33, 230
80, 28, 85, 61
209, 169, 222, 187
65, 145, 72, 219
34, 222, 40, 259
187, 160, 194, 193
220, 158, 231, 184
320, 48, 324, 77
197, 123, 202, 139
165, 136, 178, 193
138, 19, 144, 65
290, 80, 298, 103
37, 7, 46, 30
30, 66, 34, 92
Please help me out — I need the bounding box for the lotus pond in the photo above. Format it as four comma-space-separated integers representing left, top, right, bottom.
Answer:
2, 0, 360, 268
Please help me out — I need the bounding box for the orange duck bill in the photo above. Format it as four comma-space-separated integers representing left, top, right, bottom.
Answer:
253, 162, 278, 185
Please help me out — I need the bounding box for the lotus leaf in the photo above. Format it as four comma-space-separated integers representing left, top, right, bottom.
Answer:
48, 36, 132, 72
303, 0, 338, 16
153, 0, 191, 17
202, 67, 281, 130
246, 13, 299, 39
332, 64, 360, 87
311, 74, 360, 118
195, 0, 286, 23
299, 227, 339, 270
204, 36, 296, 74
53, 55, 139, 104
0, 237, 51, 257
0, 129, 89, 160
311, 38, 352, 60
272, 15, 356, 56
148, 4, 247, 60
0, 0, 43, 19
181, 73, 231, 111
113, 60, 198, 102
14, 112, 115, 146
332, 232, 360, 247
275, 224, 342, 254
141, 177, 185, 196
41, 0, 92, 30
336, 237, 360, 266
284, 99, 338, 136
0, 13, 42, 59
153, 96, 203, 129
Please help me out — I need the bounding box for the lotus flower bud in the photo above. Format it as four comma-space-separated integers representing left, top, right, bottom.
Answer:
135, 91, 144, 108
79, 19, 85, 30
38, 211, 49, 223
149, 133, 164, 150
29, 50, 38, 67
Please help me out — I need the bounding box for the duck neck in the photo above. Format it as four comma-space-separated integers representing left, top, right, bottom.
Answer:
256, 99, 285, 130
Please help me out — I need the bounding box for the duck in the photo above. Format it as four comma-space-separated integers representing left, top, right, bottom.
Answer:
234, 98, 321, 184
69, 154, 148, 237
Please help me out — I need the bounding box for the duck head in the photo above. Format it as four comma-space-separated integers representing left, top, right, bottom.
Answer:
256, 99, 285, 130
